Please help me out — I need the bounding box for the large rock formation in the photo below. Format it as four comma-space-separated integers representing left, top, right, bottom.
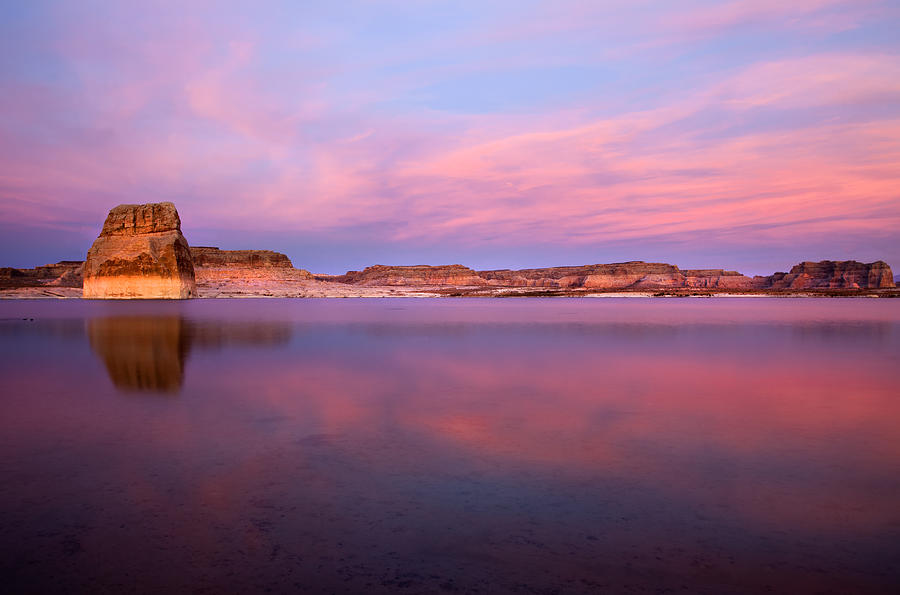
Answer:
191, 246, 294, 268
326, 260, 895, 291
191, 247, 313, 294
478, 262, 755, 290
83, 202, 196, 299
681, 269, 753, 289
0, 261, 83, 288
758, 260, 895, 290
333, 264, 487, 286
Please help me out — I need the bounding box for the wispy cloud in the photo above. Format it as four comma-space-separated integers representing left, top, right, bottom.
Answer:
0, 0, 897, 270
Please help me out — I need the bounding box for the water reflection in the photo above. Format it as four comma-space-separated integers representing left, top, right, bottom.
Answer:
2, 300, 898, 593
88, 317, 189, 393
87, 316, 292, 393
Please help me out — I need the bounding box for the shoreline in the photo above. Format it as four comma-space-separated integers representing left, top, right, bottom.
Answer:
2, 285, 899, 300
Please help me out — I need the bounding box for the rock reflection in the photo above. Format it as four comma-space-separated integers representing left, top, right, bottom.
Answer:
88, 317, 188, 393
87, 316, 292, 393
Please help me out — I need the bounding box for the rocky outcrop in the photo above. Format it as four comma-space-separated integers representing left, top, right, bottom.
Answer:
191, 246, 294, 268
334, 264, 487, 286
83, 202, 196, 299
0, 261, 83, 288
758, 260, 895, 290
478, 262, 755, 289
326, 260, 895, 291
191, 247, 313, 292
681, 269, 754, 289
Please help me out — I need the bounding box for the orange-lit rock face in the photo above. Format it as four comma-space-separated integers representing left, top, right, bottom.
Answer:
190, 246, 314, 291
83, 202, 196, 299
762, 260, 895, 289
190, 247, 294, 268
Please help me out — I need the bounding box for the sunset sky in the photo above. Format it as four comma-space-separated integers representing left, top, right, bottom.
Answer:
1, 0, 898, 274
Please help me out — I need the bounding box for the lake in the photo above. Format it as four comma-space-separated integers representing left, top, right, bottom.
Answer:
1, 298, 898, 593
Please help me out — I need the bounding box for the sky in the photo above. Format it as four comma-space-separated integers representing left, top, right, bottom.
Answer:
1, 0, 899, 275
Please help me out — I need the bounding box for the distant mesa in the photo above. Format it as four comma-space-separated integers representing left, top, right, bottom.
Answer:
333, 264, 486, 286
190, 246, 314, 288
83, 202, 196, 299
476, 262, 748, 289
329, 260, 895, 291
191, 246, 294, 268
763, 260, 895, 290
0, 260, 83, 289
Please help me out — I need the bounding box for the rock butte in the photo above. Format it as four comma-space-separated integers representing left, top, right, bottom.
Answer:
83, 202, 196, 299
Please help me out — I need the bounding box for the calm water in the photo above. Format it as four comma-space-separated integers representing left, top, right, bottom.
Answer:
1, 298, 898, 594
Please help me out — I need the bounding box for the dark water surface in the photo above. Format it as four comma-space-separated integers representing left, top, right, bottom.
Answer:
1, 298, 898, 593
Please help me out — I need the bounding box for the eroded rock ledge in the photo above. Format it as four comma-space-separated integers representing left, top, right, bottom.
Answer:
190, 247, 314, 295
0, 261, 83, 288
328, 260, 895, 291
191, 246, 294, 268
764, 261, 894, 290
332, 264, 485, 286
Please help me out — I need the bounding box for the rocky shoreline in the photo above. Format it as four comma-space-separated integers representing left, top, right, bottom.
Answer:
2, 202, 897, 299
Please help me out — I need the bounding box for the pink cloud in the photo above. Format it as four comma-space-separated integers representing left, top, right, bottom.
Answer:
1, 2, 898, 270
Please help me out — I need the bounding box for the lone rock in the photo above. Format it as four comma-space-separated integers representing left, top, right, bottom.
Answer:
83, 202, 196, 299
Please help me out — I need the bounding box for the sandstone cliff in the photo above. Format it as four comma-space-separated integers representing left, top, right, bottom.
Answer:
477, 262, 754, 289
191, 246, 313, 290
0, 261, 83, 288
333, 264, 487, 286
191, 246, 294, 268
324, 260, 895, 291
83, 202, 196, 299
759, 260, 894, 289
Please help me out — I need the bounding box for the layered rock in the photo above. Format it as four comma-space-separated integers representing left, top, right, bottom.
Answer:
83, 202, 196, 299
191, 246, 313, 290
334, 264, 487, 286
478, 262, 755, 290
759, 260, 895, 290
0, 261, 83, 288
191, 246, 294, 268
681, 269, 754, 289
